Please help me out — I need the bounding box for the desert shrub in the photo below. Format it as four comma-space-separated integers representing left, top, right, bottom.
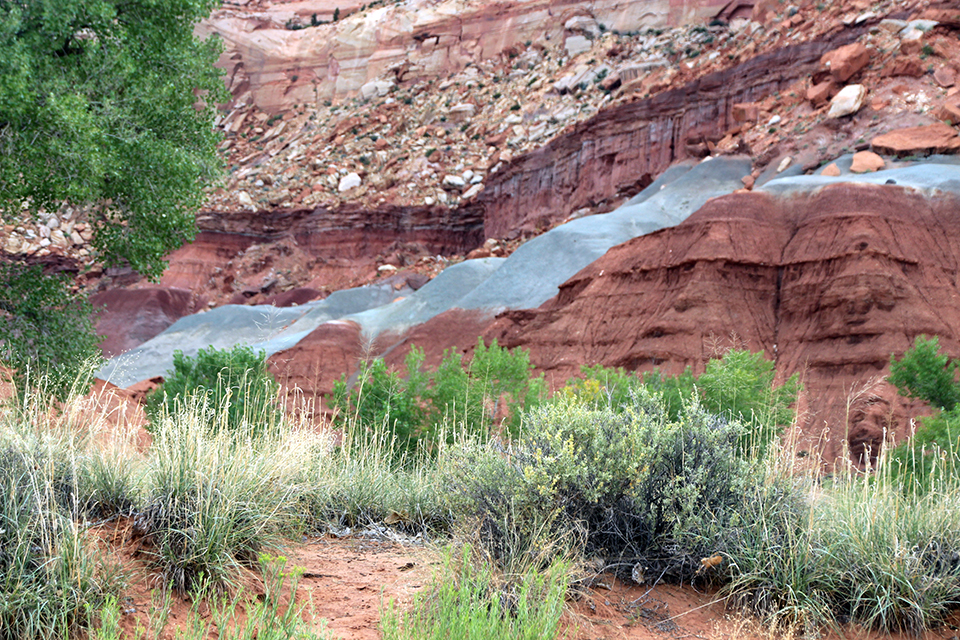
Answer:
564, 349, 799, 458
430, 338, 546, 439
332, 340, 545, 454
557, 364, 641, 410
886, 336, 960, 491
695, 350, 799, 457
380, 548, 568, 640
889, 335, 960, 410
725, 472, 960, 634
295, 422, 453, 533
447, 389, 763, 583
146, 345, 283, 437
885, 409, 960, 493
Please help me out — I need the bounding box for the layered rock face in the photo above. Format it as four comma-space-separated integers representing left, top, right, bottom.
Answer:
157, 202, 482, 302
478, 29, 865, 237
482, 184, 960, 461
201, 0, 734, 113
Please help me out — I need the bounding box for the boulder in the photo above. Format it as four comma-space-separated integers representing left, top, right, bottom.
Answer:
448, 103, 476, 122
820, 42, 870, 83
820, 163, 842, 176
882, 58, 924, 78
827, 84, 866, 119
938, 102, 960, 125
442, 174, 467, 190
359, 80, 395, 100
807, 80, 835, 107
564, 35, 592, 57
871, 123, 960, 156
849, 151, 885, 173
934, 67, 957, 88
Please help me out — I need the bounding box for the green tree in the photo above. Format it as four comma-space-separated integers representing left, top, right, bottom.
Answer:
0, 0, 226, 391
889, 335, 960, 411
0, 263, 100, 398
146, 346, 283, 437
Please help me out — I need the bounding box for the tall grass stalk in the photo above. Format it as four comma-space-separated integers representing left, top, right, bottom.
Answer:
724, 436, 960, 634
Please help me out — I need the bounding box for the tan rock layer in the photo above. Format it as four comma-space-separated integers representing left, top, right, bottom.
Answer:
202, 0, 734, 113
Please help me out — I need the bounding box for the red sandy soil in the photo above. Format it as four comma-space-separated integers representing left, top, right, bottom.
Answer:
90, 524, 960, 640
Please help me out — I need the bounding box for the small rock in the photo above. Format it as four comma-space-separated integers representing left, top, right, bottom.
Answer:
449, 103, 476, 122
470, 174, 483, 184
777, 156, 792, 173
882, 59, 924, 78
827, 84, 866, 118
878, 18, 907, 32
359, 80, 394, 100
741, 175, 755, 190
564, 35, 592, 57
938, 102, 960, 125
849, 151, 885, 173
767, 115, 781, 127
899, 27, 925, 55
483, 238, 499, 251
820, 163, 842, 176
807, 80, 836, 106
378, 264, 398, 274
905, 19, 939, 32
462, 183, 484, 199
70, 230, 84, 245
237, 191, 255, 208
462, 169, 475, 182
466, 247, 492, 260
934, 67, 956, 88
442, 175, 466, 190
3, 234, 22, 253
424, 196, 435, 205
338, 173, 362, 192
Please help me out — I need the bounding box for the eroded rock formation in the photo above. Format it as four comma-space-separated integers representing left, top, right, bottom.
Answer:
480, 183, 960, 461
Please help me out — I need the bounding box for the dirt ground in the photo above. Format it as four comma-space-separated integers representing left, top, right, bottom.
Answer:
94, 524, 960, 640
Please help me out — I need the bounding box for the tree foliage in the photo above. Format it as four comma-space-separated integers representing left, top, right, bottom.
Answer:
889, 335, 960, 411
0, 0, 226, 393
146, 346, 283, 437
0, 0, 226, 277
0, 263, 101, 398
